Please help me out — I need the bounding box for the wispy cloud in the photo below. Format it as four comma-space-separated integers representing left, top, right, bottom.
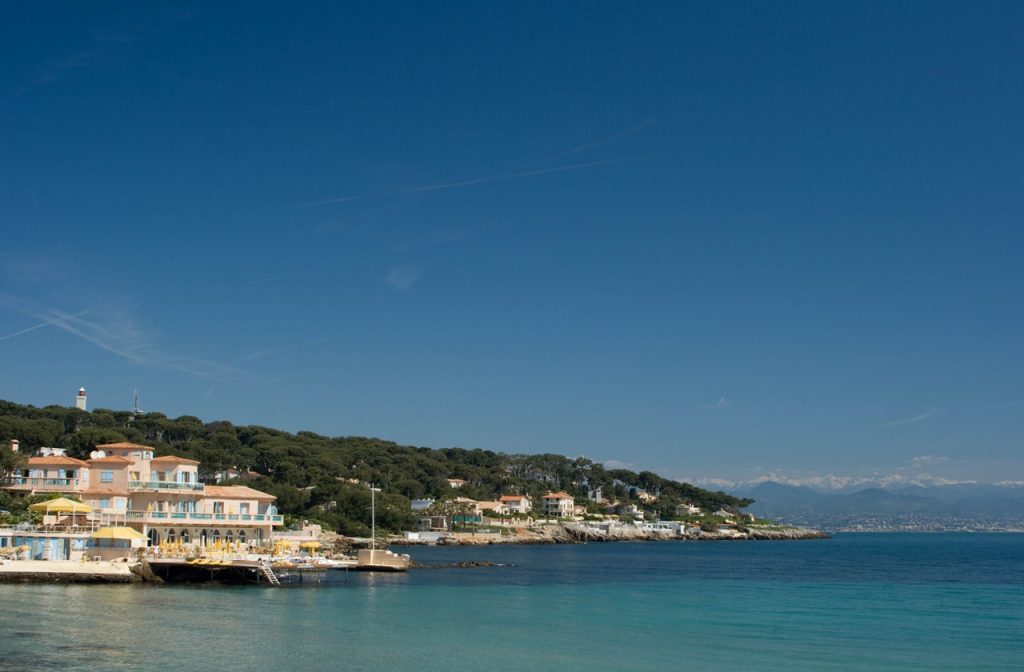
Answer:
385, 266, 423, 291
2, 254, 66, 285
872, 408, 940, 429
0, 292, 251, 385
0, 310, 91, 342
910, 455, 950, 468
290, 155, 649, 210
702, 397, 733, 410
235, 338, 330, 362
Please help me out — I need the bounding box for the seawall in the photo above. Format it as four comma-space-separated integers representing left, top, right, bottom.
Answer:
0, 559, 140, 583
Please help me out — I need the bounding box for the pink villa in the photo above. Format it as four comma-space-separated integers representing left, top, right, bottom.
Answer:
2, 442, 282, 547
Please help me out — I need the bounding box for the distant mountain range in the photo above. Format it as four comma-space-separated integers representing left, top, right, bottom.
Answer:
703, 477, 1024, 531
693, 473, 1024, 493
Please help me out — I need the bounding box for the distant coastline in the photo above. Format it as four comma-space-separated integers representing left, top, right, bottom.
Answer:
391, 522, 828, 546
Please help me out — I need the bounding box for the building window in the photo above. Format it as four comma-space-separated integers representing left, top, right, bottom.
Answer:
167, 529, 176, 543
213, 502, 224, 514
225, 530, 233, 543
238, 530, 246, 544
101, 471, 113, 483
100, 499, 110, 509
180, 529, 189, 543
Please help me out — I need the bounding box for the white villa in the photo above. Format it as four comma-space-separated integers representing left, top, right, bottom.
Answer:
498, 494, 533, 515
542, 491, 575, 518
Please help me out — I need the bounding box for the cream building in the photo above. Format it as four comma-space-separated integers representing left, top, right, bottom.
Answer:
2, 442, 282, 547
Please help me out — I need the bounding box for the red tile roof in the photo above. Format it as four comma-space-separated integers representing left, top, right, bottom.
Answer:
26, 456, 88, 467
88, 455, 133, 465
95, 442, 154, 451
151, 455, 200, 466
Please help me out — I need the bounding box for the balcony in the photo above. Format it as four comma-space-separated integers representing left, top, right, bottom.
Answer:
129, 480, 205, 493
0, 477, 82, 492
123, 510, 283, 526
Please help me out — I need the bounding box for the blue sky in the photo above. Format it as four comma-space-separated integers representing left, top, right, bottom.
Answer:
2, 2, 1022, 483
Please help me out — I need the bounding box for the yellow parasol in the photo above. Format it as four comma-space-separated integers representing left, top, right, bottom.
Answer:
89, 527, 147, 541
28, 498, 92, 514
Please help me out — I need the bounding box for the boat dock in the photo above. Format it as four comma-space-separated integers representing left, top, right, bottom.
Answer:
147, 558, 287, 585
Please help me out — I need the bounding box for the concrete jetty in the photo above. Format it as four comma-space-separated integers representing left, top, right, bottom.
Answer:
0, 559, 138, 583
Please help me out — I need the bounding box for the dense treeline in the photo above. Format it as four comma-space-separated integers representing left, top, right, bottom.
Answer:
0, 399, 752, 534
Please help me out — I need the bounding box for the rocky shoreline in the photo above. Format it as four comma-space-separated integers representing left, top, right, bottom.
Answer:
393, 523, 828, 546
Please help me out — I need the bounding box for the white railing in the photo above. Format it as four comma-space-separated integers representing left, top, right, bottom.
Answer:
0, 477, 82, 491
129, 480, 205, 492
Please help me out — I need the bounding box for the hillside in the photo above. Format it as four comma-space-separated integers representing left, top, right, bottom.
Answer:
0, 399, 751, 535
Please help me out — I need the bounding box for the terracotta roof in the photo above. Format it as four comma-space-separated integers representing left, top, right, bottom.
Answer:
88, 456, 133, 465
203, 485, 275, 500
544, 492, 574, 499
27, 456, 88, 467
499, 495, 528, 501
95, 442, 154, 451
151, 455, 200, 466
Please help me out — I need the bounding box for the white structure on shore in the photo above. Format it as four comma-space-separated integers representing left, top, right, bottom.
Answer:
75, 387, 87, 411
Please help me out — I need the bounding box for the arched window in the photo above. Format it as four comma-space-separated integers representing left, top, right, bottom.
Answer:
238, 530, 247, 544
212, 529, 221, 543
167, 529, 176, 543
180, 529, 190, 544
225, 530, 233, 543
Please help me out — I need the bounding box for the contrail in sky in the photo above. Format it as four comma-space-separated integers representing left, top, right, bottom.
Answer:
545, 120, 654, 161
0, 310, 92, 341
290, 155, 649, 209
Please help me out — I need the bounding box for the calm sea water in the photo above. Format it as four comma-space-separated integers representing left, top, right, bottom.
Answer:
1, 534, 1021, 671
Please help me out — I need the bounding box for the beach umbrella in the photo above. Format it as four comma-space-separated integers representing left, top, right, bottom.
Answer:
29, 497, 92, 528
89, 527, 147, 541
29, 498, 92, 514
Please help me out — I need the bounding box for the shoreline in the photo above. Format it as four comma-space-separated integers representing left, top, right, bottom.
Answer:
390, 522, 828, 546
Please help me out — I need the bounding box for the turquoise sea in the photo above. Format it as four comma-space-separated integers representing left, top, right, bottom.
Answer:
1, 533, 1022, 671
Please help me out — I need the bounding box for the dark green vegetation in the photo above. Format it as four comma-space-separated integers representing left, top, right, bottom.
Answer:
0, 399, 752, 535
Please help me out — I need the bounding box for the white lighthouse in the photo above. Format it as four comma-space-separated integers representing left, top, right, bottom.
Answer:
75, 387, 87, 411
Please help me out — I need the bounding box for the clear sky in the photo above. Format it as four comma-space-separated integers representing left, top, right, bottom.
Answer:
2, 2, 1022, 484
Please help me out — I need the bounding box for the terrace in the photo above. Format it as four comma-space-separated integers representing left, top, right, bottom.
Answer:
128, 480, 205, 493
